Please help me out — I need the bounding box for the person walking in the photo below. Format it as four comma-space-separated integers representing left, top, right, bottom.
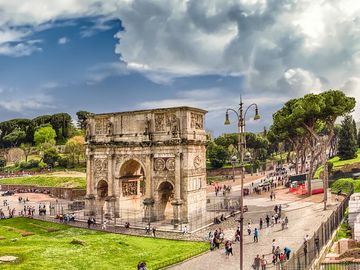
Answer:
265, 215, 270, 228
284, 216, 289, 229
247, 222, 252, 236
259, 218, 263, 230
275, 246, 281, 261
152, 227, 156, 238
253, 254, 261, 270
254, 228, 259, 242
315, 235, 320, 254
260, 255, 267, 270
101, 219, 107, 230
87, 217, 92, 229
284, 246, 291, 260
272, 239, 276, 254
279, 253, 285, 269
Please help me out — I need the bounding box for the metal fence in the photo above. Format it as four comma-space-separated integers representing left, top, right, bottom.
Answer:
320, 263, 360, 270
276, 190, 352, 270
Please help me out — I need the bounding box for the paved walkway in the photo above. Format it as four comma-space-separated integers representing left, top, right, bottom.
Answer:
169, 192, 339, 270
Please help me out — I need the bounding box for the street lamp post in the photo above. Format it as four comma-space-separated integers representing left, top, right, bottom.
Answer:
224, 96, 260, 270
231, 155, 238, 182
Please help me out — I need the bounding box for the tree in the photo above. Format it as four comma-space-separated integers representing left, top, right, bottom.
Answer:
34, 125, 57, 146
207, 141, 229, 168
270, 90, 355, 195
43, 148, 59, 167
76, 111, 93, 129
3, 128, 26, 147
338, 115, 357, 160
65, 135, 85, 165
357, 128, 360, 148
20, 143, 33, 162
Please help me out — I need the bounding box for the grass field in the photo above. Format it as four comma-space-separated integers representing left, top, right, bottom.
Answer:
314, 148, 360, 179
0, 175, 86, 189
0, 218, 208, 270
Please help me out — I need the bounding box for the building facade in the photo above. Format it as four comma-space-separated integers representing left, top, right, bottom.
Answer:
85, 107, 207, 226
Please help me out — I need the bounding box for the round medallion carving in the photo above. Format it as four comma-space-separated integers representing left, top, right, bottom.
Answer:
166, 158, 175, 171
154, 158, 166, 171
194, 156, 201, 169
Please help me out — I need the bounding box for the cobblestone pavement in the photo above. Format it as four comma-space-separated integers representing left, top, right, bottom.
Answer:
169, 191, 339, 270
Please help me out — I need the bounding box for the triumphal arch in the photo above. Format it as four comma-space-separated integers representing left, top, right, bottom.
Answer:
84, 107, 207, 226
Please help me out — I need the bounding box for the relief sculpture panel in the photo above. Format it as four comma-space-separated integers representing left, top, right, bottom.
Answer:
95, 118, 110, 135
122, 181, 138, 196
191, 113, 203, 130
94, 158, 108, 179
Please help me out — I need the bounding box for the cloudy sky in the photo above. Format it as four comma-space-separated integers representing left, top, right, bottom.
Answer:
0, 0, 359, 135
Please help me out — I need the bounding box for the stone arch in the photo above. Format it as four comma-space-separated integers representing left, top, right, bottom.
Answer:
119, 159, 146, 197
156, 181, 174, 221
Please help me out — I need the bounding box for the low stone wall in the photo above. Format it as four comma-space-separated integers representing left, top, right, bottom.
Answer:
0, 184, 86, 200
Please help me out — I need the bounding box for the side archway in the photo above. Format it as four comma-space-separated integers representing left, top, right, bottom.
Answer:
156, 181, 174, 221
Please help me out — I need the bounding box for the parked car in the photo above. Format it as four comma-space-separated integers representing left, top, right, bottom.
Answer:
1, 190, 15, 196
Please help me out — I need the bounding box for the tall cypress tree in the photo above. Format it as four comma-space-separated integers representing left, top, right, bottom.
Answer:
357, 128, 360, 148
338, 115, 357, 160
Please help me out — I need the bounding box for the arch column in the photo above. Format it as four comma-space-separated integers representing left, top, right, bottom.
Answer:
85, 150, 96, 216
171, 152, 183, 227
105, 151, 116, 219
143, 155, 155, 222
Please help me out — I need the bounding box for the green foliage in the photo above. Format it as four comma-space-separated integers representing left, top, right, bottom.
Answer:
330, 178, 356, 194
207, 141, 229, 168
0, 159, 6, 168
65, 136, 85, 165
34, 125, 57, 146
3, 128, 26, 146
0, 218, 208, 270
338, 115, 357, 160
58, 156, 71, 168
335, 209, 351, 241
315, 148, 360, 178
76, 110, 93, 129
0, 113, 75, 148
357, 128, 360, 148
43, 148, 59, 167
19, 159, 40, 170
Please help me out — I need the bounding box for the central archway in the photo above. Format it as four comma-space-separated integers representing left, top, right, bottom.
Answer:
120, 159, 146, 197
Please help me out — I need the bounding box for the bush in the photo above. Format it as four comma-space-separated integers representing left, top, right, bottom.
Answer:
0, 159, 6, 168
38, 161, 47, 169
43, 148, 59, 167
58, 157, 71, 168
19, 159, 40, 170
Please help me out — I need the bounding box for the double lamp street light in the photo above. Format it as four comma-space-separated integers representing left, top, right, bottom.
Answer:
224, 96, 260, 270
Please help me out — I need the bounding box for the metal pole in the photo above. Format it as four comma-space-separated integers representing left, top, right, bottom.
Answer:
239, 96, 244, 270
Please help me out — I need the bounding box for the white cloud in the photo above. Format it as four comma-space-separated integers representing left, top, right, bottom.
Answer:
112, 0, 360, 116
86, 61, 128, 84
0, 0, 120, 56
58, 36, 69, 44
0, 93, 54, 112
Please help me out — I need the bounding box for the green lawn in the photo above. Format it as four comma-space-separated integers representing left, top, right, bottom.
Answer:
330, 178, 360, 194
0, 175, 86, 189
314, 148, 360, 179
0, 218, 208, 270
